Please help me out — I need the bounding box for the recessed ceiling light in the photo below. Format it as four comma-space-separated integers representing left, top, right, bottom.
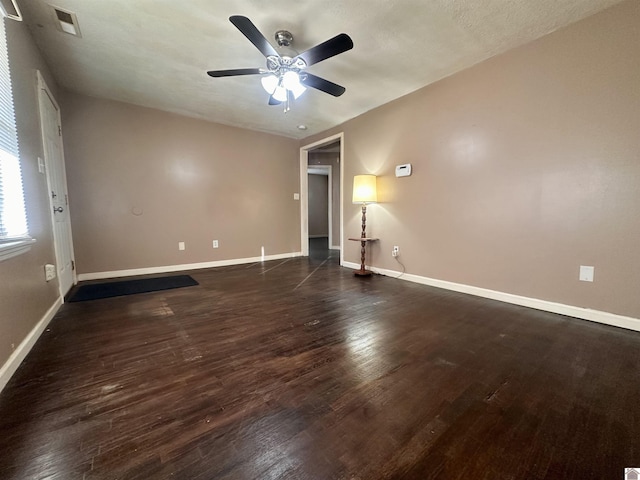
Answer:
297, 125, 307, 130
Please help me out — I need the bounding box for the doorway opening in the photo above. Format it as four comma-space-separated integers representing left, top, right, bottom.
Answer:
308, 165, 332, 259
299, 133, 343, 264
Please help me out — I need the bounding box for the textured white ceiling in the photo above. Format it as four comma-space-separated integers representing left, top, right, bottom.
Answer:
19, 0, 624, 139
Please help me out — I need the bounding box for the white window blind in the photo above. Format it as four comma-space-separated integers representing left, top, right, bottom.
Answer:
0, 16, 28, 243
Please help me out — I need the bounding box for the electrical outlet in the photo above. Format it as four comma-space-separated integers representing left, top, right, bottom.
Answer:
178, 242, 185, 251
579, 265, 594, 282
392, 246, 400, 257
213, 240, 219, 248
44, 264, 56, 281
293, 193, 300, 200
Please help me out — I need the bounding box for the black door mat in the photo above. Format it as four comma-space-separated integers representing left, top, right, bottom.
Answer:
68, 275, 199, 302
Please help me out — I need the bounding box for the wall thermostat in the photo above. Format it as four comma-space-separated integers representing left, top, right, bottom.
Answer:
395, 164, 412, 177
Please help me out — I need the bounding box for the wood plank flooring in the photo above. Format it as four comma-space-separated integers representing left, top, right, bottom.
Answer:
1, 245, 639, 479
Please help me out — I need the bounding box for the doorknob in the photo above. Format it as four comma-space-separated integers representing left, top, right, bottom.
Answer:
53, 206, 64, 213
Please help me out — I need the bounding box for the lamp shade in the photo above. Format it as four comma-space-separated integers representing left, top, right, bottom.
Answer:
260, 75, 278, 94
352, 175, 377, 204
272, 85, 287, 102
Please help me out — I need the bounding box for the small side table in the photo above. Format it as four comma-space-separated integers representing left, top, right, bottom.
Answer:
348, 237, 378, 276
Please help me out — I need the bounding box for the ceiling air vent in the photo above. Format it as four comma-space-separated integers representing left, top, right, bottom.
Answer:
0, 0, 22, 21
52, 6, 81, 37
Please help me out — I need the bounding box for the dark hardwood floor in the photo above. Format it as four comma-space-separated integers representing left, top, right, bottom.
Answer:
1, 247, 639, 479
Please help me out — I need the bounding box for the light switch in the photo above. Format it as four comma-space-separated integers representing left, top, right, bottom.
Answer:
293, 193, 300, 200
178, 242, 185, 251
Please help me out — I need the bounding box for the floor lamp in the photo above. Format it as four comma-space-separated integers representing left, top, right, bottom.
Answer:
352, 174, 377, 276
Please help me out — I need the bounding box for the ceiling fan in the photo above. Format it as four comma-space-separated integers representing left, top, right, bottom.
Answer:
207, 16, 353, 112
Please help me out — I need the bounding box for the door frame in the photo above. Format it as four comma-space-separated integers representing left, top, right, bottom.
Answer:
307, 165, 333, 248
299, 132, 343, 264
36, 70, 76, 297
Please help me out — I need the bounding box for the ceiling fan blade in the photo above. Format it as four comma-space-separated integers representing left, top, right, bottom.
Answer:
295, 33, 353, 67
301, 73, 346, 97
229, 16, 279, 59
268, 96, 282, 106
207, 68, 262, 78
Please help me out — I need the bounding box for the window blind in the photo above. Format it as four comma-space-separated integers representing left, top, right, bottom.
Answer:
0, 17, 28, 241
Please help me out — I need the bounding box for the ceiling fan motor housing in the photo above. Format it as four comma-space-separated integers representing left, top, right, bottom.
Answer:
271, 30, 301, 65
266, 30, 306, 77
275, 30, 293, 47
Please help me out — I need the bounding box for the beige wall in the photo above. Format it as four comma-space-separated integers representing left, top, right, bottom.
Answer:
60, 93, 300, 275
2, 1, 638, 382
308, 174, 329, 237
0, 21, 61, 368
309, 151, 340, 247
303, 0, 640, 319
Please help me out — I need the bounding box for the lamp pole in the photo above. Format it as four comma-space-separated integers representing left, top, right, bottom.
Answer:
356, 204, 368, 275
351, 175, 377, 277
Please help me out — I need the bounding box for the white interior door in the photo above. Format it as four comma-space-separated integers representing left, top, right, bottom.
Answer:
38, 72, 75, 297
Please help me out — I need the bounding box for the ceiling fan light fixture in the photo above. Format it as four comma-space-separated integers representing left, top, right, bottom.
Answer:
272, 85, 288, 102
290, 82, 306, 99
282, 71, 300, 90
283, 71, 306, 99
260, 74, 278, 94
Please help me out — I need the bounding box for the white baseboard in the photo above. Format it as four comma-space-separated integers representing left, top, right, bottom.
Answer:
77, 252, 303, 281
343, 261, 640, 332
0, 296, 63, 394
